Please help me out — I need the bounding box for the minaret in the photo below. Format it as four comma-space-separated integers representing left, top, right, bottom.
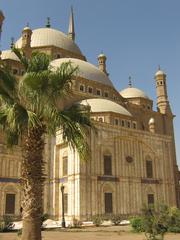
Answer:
67, 7, 75, 41
0, 10, 5, 40
21, 25, 32, 58
155, 67, 172, 114
98, 53, 108, 75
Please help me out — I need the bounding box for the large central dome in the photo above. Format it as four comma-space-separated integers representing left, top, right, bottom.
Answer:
51, 58, 114, 87
15, 28, 82, 55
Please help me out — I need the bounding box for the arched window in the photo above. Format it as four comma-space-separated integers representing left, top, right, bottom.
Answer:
104, 92, 109, 97
88, 87, 93, 94
121, 120, 125, 127
98, 117, 103, 122
96, 89, 101, 96
80, 85, 85, 92
114, 119, 118, 125
104, 155, 112, 175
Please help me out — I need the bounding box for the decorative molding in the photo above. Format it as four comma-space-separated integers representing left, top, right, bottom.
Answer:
59, 177, 68, 183
141, 178, 161, 184
97, 176, 119, 182
0, 177, 19, 183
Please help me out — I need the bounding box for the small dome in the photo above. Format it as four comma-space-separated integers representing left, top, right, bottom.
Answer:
149, 118, 155, 124
79, 98, 132, 116
1, 50, 20, 61
120, 87, 150, 99
15, 28, 82, 55
51, 58, 114, 87
23, 26, 31, 31
98, 53, 106, 58
155, 70, 166, 77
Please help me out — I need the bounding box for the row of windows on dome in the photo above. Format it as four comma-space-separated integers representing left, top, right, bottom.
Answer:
79, 84, 118, 100
91, 116, 137, 129
61, 155, 153, 179
80, 84, 108, 96
12, 68, 25, 76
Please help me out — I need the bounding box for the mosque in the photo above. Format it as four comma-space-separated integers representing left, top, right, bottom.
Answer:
0, 9, 179, 221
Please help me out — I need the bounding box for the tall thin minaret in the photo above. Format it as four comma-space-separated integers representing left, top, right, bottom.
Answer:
67, 7, 75, 41
0, 10, 5, 40
155, 67, 172, 114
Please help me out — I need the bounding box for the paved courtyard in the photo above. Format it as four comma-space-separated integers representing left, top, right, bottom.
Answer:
0, 226, 180, 240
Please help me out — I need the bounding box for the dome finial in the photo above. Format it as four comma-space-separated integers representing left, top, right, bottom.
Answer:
128, 76, 132, 88
10, 37, 14, 49
158, 65, 161, 70
46, 17, 51, 28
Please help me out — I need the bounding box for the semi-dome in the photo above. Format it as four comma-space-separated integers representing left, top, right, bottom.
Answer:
15, 28, 82, 55
120, 87, 150, 99
51, 58, 114, 87
1, 50, 20, 61
79, 98, 132, 116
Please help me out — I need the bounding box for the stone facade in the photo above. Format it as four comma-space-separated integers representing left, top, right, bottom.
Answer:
0, 9, 179, 221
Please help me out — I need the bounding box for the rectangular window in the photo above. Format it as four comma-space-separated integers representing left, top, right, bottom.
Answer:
148, 194, 154, 205
80, 85, 85, 92
64, 193, 68, 214
5, 194, 15, 214
63, 157, 68, 176
104, 155, 112, 175
96, 89, 101, 95
121, 120, 125, 127
133, 122, 137, 129
114, 119, 118, 125
88, 87, 93, 94
105, 193, 113, 214
104, 92, 109, 97
146, 160, 153, 178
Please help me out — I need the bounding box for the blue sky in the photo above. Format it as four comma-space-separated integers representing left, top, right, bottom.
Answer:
1, 0, 180, 166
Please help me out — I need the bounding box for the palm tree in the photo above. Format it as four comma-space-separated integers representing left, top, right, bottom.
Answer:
0, 49, 93, 240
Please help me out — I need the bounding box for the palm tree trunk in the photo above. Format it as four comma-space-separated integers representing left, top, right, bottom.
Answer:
21, 126, 45, 240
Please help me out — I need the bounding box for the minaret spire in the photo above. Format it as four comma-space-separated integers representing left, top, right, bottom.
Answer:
68, 6, 75, 41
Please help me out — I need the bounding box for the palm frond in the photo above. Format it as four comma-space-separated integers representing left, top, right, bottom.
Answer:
12, 47, 29, 70
0, 65, 17, 102
58, 104, 94, 160
49, 62, 78, 101
27, 52, 50, 73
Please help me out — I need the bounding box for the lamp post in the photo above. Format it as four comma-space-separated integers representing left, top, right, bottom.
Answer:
61, 184, 66, 228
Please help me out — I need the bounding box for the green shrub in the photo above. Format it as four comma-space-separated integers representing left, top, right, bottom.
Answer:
41, 213, 49, 224
130, 216, 144, 232
110, 214, 123, 226
141, 204, 169, 240
72, 218, 82, 228
17, 229, 22, 236
168, 207, 180, 233
168, 226, 180, 233
1, 215, 14, 232
92, 215, 103, 227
